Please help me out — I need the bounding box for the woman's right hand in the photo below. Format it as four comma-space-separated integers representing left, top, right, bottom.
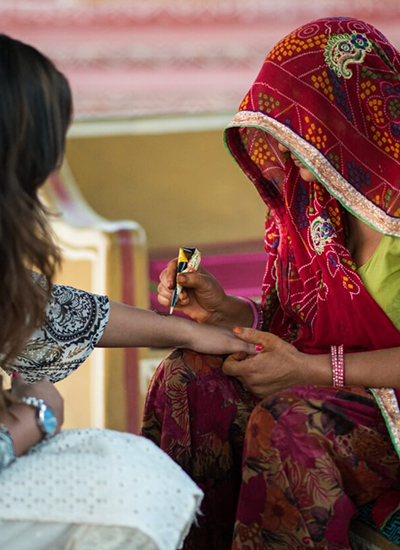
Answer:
157, 258, 229, 325
11, 376, 64, 434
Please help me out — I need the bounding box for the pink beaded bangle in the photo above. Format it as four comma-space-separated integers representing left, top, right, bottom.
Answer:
238, 296, 264, 330
331, 344, 345, 387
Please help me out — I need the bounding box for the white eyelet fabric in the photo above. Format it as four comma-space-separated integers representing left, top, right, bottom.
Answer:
0, 430, 203, 550
0, 521, 159, 550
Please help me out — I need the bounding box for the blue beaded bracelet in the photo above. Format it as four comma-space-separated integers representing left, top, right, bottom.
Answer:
0, 423, 16, 470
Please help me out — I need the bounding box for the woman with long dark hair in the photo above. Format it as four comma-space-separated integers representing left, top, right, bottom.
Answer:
0, 34, 257, 550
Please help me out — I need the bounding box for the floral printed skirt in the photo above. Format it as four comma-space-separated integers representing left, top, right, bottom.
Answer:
141, 349, 400, 550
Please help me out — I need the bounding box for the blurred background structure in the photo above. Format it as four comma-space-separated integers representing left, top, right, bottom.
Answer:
2, 0, 400, 433
4, 0, 400, 119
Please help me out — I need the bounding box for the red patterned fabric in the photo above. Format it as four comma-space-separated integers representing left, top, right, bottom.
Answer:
224, 16, 400, 354
142, 352, 400, 549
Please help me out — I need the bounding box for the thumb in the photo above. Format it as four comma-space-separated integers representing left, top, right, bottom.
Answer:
229, 351, 248, 361
222, 353, 248, 377
233, 327, 279, 350
11, 372, 27, 394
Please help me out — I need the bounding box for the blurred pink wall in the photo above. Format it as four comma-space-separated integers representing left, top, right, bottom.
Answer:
2, 0, 400, 119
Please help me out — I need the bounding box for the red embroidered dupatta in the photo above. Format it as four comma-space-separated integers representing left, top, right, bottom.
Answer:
224, 17, 400, 455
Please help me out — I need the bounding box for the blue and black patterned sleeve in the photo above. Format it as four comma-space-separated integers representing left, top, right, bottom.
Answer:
4, 280, 110, 383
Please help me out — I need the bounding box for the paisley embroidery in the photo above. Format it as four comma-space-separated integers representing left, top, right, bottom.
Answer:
3, 279, 110, 383
324, 33, 372, 79
310, 216, 336, 254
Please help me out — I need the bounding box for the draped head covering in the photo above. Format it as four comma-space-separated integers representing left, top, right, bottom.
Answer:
224, 15, 400, 465
224, 16, 400, 355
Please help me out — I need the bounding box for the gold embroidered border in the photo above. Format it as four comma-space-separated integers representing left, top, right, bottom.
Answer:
227, 111, 400, 236
371, 388, 400, 460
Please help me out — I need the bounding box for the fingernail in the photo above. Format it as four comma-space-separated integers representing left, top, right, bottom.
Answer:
255, 345, 263, 352
177, 275, 186, 283
233, 326, 243, 334
11, 371, 19, 379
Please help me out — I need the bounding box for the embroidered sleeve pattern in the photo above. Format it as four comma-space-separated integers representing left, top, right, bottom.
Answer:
4, 283, 110, 383
0, 424, 16, 471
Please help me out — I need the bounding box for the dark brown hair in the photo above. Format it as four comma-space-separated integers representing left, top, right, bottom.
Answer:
0, 35, 72, 412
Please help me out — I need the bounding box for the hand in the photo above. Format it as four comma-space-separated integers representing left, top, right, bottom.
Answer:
186, 323, 258, 356
157, 258, 228, 324
222, 328, 308, 399
11, 375, 64, 434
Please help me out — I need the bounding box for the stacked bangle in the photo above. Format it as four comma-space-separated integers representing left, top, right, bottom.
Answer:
0, 424, 16, 470
331, 344, 345, 387
238, 296, 264, 330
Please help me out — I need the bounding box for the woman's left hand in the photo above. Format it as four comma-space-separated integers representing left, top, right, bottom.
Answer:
222, 327, 308, 399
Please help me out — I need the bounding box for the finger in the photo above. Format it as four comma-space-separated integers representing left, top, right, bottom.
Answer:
157, 286, 188, 307
157, 280, 172, 295
176, 271, 212, 292
159, 271, 174, 292
230, 351, 248, 361
166, 259, 179, 289
245, 342, 258, 356
233, 327, 279, 350
222, 355, 250, 377
178, 293, 189, 305
157, 293, 171, 307
157, 283, 173, 301
11, 373, 27, 393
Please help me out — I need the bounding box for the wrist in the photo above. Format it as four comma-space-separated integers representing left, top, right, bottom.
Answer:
211, 295, 255, 329
0, 423, 16, 468
2, 403, 43, 456
21, 397, 58, 439
238, 296, 263, 329
304, 353, 332, 385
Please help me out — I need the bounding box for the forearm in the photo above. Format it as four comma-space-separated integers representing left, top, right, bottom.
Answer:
1, 404, 42, 457
307, 346, 400, 388
97, 301, 256, 355
98, 301, 201, 349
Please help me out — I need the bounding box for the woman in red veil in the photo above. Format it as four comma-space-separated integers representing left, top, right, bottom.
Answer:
143, 17, 400, 549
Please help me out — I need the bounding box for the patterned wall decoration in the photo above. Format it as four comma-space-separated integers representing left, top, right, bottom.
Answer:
2, 0, 400, 119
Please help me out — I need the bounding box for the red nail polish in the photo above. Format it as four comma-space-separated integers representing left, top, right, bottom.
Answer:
11, 371, 19, 379
255, 345, 263, 352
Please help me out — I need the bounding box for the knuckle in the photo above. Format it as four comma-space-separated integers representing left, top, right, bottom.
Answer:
158, 296, 168, 307
157, 286, 170, 299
